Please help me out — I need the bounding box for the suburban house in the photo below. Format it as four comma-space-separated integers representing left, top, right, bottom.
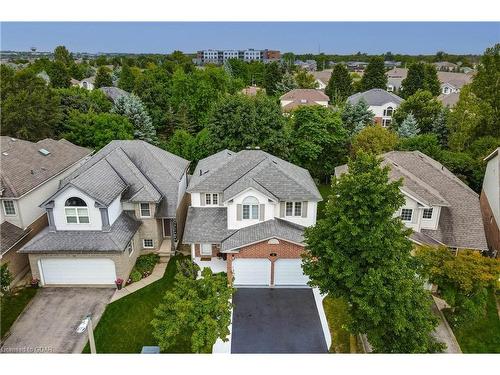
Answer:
79, 76, 95, 90
347, 89, 404, 127
0, 137, 91, 285
311, 70, 332, 90
99, 86, 130, 103
480, 148, 500, 258
437, 92, 460, 108
433, 61, 459, 72
240, 86, 265, 96
335, 151, 488, 252
386, 67, 407, 92
19, 140, 190, 286
183, 149, 322, 287
280, 89, 329, 112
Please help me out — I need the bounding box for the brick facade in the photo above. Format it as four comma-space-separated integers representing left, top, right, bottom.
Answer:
480, 192, 500, 258
194, 243, 221, 258
226, 238, 304, 285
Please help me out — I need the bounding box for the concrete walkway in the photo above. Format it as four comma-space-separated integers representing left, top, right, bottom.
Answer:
110, 262, 167, 303
431, 295, 462, 353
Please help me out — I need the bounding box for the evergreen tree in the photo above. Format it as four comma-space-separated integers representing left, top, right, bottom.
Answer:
54, 45, 72, 66
360, 57, 387, 91
118, 64, 136, 92
397, 113, 420, 138
263, 62, 283, 96
94, 66, 113, 88
341, 100, 374, 135
423, 65, 441, 96
402, 63, 441, 98
302, 153, 442, 353
112, 94, 157, 143
275, 72, 298, 96
431, 107, 450, 146
325, 64, 353, 104
47, 61, 71, 88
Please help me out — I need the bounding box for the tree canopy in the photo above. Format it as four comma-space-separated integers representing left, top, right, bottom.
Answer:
94, 66, 113, 88
351, 125, 398, 155
360, 57, 387, 91
325, 64, 353, 104
393, 90, 442, 133
401, 62, 441, 98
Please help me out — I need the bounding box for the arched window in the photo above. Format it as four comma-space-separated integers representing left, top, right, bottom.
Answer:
242, 196, 259, 220
64, 197, 89, 224
383, 106, 394, 117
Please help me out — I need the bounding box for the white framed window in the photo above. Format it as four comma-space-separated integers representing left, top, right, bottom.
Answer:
127, 241, 134, 257
2, 200, 16, 216
205, 193, 218, 206
242, 196, 259, 220
64, 197, 89, 224
143, 239, 154, 248
140, 203, 151, 217
383, 106, 394, 117
423, 208, 433, 220
285, 202, 302, 217
201, 243, 212, 256
382, 118, 392, 128
400, 208, 413, 222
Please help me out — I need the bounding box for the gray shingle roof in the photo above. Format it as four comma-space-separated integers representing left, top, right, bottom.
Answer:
1, 221, 31, 255
221, 218, 305, 252
183, 207, 235, 243
98, 87, 130, 103
347, 89, 404, 106
59, 140, 189, 216
335, 151, 487, 250
0, 137, 91, 198
19, 211, 141, 253
188, 150, 322, 202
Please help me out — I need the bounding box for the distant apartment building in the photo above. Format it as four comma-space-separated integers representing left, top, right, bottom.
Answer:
195, 49, 281, 65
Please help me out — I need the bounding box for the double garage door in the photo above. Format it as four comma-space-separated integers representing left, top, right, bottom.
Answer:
38, 258, 117, 286
233, 258, 309, 286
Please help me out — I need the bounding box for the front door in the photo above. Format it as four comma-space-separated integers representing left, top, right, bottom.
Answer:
163, 219, 171, 237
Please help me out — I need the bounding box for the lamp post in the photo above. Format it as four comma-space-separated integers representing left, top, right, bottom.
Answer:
76, 314, 96, 354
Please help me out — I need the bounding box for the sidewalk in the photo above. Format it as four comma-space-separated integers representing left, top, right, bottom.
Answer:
431, 295, 462, 353
110, 262, 168, 303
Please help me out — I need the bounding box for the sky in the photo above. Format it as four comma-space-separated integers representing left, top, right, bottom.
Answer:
1, 22, 499, 54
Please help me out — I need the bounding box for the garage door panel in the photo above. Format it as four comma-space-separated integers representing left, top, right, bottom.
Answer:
40, 258, 116, 285
233, 259, 271, 286
274, 259, 309, 286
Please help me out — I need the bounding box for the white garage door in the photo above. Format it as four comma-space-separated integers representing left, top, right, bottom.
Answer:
274, 259, 309, 286
233, 259, 271, 286
39, 258, 117, 285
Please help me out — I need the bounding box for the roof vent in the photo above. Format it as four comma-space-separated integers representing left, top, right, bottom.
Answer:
10, 138, 16, 141
254, 146, 260, 150
245, 146, 252, 150
199, 169, 203, 176
38, 148, 50, 156
300, 99, 307, 103
2, 152, 8, 156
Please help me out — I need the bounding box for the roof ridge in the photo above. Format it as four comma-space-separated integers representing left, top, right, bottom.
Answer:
188, 149, 235, 191
141, 142, 178, 182
221, 152, 269, 193
270, 158, 319, 199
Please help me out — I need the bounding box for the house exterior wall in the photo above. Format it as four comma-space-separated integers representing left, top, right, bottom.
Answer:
52, 187, 102, 231
133, 202, 163, 250
107, 195, 122, 226
0, 199, 22, 228
480, 192, 500, 258
420, 206, 440, 230
177, 171, 188, 207
226, 239, 304, 285
314, 100, 329, 107
227, 188, 275, 230
274, 201, 317, 227
482, 155, 500, 225
398, 195, 422, 232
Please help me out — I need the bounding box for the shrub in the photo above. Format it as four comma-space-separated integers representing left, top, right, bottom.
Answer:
134, 253, 159, 276
130, 270, 142, 283
1, 264, 12, 292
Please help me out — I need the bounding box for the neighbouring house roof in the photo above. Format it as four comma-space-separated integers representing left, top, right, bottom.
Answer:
386, 68, 473, 90
81, 76, 95, 84
99, 87, 130, 103
280, 89, 329, 102
58, 140, 189, 216
183, 207, 235, 243
311, 70, 333, 86
1, 221, 31, 255
335, 151, 487, 250
433, 61, 459, 69
220, 218, 305, 252
188, 149, 322, 202
0, 137, 92, 198
240, 86, 264, 96
437, 92, 460, 107
409, 231, 443, 246
70, 78, 81, 85
19, 212, 141, 253
347, 88, 404, 106
484, 147, 499, 163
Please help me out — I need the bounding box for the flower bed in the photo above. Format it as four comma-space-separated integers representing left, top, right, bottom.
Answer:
126, 253, 160, 285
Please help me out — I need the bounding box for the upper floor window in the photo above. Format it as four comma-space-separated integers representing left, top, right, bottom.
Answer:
443, 87, 450, 94
423, 208, 433, 220
382, 118, 392, 128
400, 208, 413, 222
140, 203, 151, 217
383, 106, 394, 117
242, 196, 259, 220
286, 201, 302, 217
64, 197, 89, 224
127, 241, 134, 257
2, 200, 16, 216
205, 193, 219, 206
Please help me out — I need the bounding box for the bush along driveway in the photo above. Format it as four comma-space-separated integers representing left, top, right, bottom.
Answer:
84, 255, 191, 353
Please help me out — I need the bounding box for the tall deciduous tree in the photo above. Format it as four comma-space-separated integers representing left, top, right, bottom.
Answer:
53, 45, 72, 66
392, 90, 442, 133
295, 69, 318, 89
151, 261, 233, 353
351, 125, 398, 155
401, 63, 441, 98
47, 61, 71, 88
325, 64, 353, 104
360, 57, 387, 91
94, 66, 113, 88
302, 153, 442, 353
118, 64, 136, 92
288, 106, 348, 182
112, 94, 157, 143
263, 61, 283, 96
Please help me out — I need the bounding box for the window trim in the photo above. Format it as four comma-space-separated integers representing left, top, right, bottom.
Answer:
285, 201, 302, 217
205, 193, 219, 206
2, 200, 16, 216
139, 203, 151, 218
64, 207, 90, 224
422, 208, 433, 220
383, 106, 394, 117
400, 208, 413, 222
143, 239, 154, 249
242, 196, 259, 220
200, 243, 212, 256
127, 240, 134, 257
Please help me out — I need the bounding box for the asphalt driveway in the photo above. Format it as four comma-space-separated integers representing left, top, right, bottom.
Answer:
231, 288, 328, 353
1, 288, 113, 354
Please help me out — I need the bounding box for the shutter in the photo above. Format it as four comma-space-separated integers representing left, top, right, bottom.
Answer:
259, 204, 265, 221
302, 201, 308, 218
218, 193, 224, 206
237, 204, 242, 221
200, 193, 206, 206
279, 202, 285, 218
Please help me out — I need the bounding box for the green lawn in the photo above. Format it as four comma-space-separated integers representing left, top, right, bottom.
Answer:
323, 296, 358, 353
83, 255, 191, 353
1, 287, 38, 339
445, 290, 500, 353
317, 183, 333, 220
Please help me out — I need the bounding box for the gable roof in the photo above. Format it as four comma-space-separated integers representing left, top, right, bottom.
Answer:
188, 149, 322, 202
0, 137, 91, 198
311, 70, 333, 85
437, 92, 460, 107
58, 140, 189, 216
386, 68, 473, 89
280, 89, 329, 102
347, 89, 404, 106
334, 151, 488, 250
98, 87, 130, 103
1, 221, 31, 255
